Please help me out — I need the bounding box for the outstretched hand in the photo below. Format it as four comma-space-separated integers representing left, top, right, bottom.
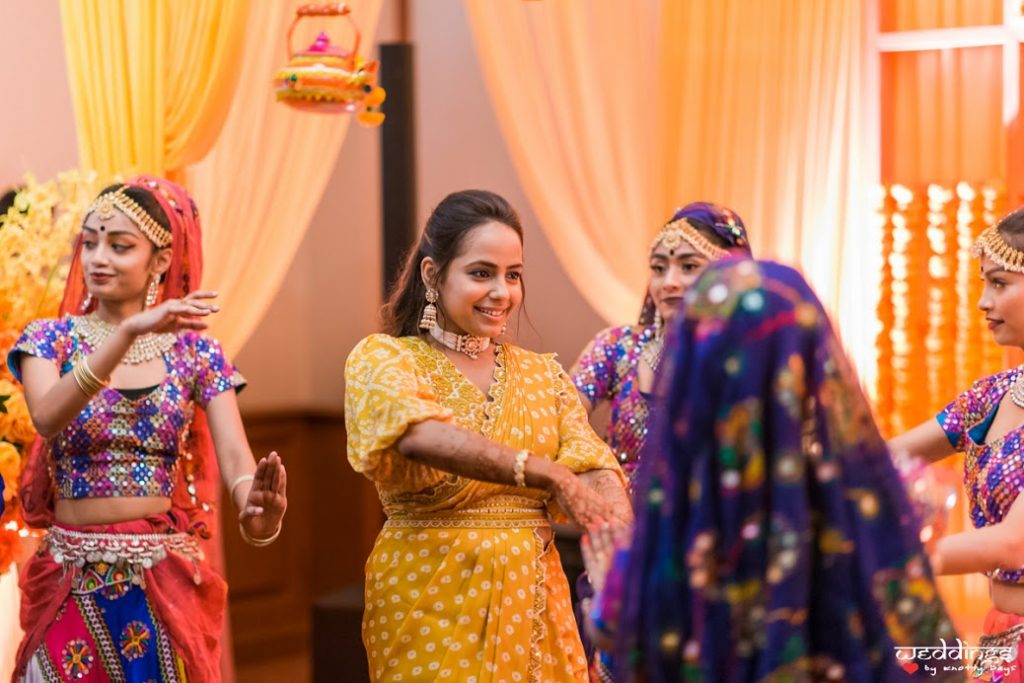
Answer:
239, 452, 288, 541
123, 290, 220, 336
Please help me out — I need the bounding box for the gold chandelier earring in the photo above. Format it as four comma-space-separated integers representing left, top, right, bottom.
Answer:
80, 292, 93, 313
145, 277, 160, 309
419, 288, 439, 330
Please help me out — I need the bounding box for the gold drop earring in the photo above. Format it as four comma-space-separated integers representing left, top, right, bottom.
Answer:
145, 277, 160, 309
419, 288, 439, 330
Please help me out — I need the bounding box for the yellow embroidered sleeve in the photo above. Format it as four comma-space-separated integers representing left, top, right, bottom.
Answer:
344, 334, 453, 486
546, 354, 626, 485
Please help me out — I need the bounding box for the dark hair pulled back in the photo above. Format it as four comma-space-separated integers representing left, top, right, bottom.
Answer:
381, 189, 524, 337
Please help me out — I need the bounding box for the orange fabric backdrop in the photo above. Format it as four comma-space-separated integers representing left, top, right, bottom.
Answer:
465, 0, 880, 379
469, 0, 1024, 644
874, 0, 1015, 640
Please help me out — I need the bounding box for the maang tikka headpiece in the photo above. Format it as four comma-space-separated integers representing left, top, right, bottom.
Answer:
972, 225, 1024, 273
651, 219, 730, 260
87, 187, 172, 248
650, 202, 749, 260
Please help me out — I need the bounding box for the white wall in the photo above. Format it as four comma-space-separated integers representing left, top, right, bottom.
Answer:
0, 0, 78, 184
234, 119, 384, 411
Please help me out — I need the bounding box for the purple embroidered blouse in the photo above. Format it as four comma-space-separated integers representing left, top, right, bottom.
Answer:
570, 324, 657, 481
937, 366, 1024, 583
7, 316, 245, 500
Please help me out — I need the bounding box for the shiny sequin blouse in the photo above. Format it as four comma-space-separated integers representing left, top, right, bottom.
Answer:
570, 324, 657, 479
938, 366, 1024, 583
8, 316, 245, 500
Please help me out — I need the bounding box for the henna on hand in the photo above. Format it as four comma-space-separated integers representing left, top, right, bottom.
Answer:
579, 468, 633, 524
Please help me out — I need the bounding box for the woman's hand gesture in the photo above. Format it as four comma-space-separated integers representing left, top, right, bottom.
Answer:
123, 290, 220, 336
551, 471, 617, 529
239, 452, 288, 542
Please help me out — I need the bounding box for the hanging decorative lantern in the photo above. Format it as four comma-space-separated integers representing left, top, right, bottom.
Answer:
273, 3, 386, 125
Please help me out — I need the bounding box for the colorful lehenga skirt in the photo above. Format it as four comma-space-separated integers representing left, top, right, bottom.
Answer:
15, 510, 226, 682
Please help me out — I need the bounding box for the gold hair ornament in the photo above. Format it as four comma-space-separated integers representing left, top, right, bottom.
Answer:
972, 225, 1024, 273
87, 187, 172, 248
650, 219, 730, 261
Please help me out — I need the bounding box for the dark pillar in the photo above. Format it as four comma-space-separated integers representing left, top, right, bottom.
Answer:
379, 42, 418, 300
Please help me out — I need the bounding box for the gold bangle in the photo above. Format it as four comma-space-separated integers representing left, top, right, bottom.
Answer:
80, 357, 109, 389
239, 521, 281, 547
513, 449, 529, 487
71, 362, 92, 395
72, 358, 108, 396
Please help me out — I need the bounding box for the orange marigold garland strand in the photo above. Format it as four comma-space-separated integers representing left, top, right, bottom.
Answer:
875, 187, 896, 436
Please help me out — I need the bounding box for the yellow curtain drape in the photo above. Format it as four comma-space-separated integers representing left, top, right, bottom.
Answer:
59, 0, 249, 181
188, 0, 382, 356
60, 0, 382, 358
464, 0, 877, 372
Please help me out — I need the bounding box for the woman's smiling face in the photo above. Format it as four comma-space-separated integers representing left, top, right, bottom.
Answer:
424, 220, 524, 338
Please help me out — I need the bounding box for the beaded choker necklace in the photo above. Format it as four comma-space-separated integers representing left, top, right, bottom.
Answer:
1012, 370, 1024, 410
428, 322, 491, 360
76, 314, 177, 365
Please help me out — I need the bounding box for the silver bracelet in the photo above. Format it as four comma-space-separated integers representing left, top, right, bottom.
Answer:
239, 521, 281, 547
513, 449, 529, 487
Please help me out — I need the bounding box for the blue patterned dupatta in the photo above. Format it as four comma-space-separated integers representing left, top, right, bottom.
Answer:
610, 259, 961, 682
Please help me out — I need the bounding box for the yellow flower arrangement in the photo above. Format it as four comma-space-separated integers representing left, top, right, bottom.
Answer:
0, 169, 97, 574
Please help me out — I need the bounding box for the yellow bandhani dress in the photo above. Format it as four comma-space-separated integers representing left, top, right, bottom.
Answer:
344, 334, 625, 683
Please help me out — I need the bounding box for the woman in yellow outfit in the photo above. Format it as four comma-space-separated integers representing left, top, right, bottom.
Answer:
345, 190, 631, 682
